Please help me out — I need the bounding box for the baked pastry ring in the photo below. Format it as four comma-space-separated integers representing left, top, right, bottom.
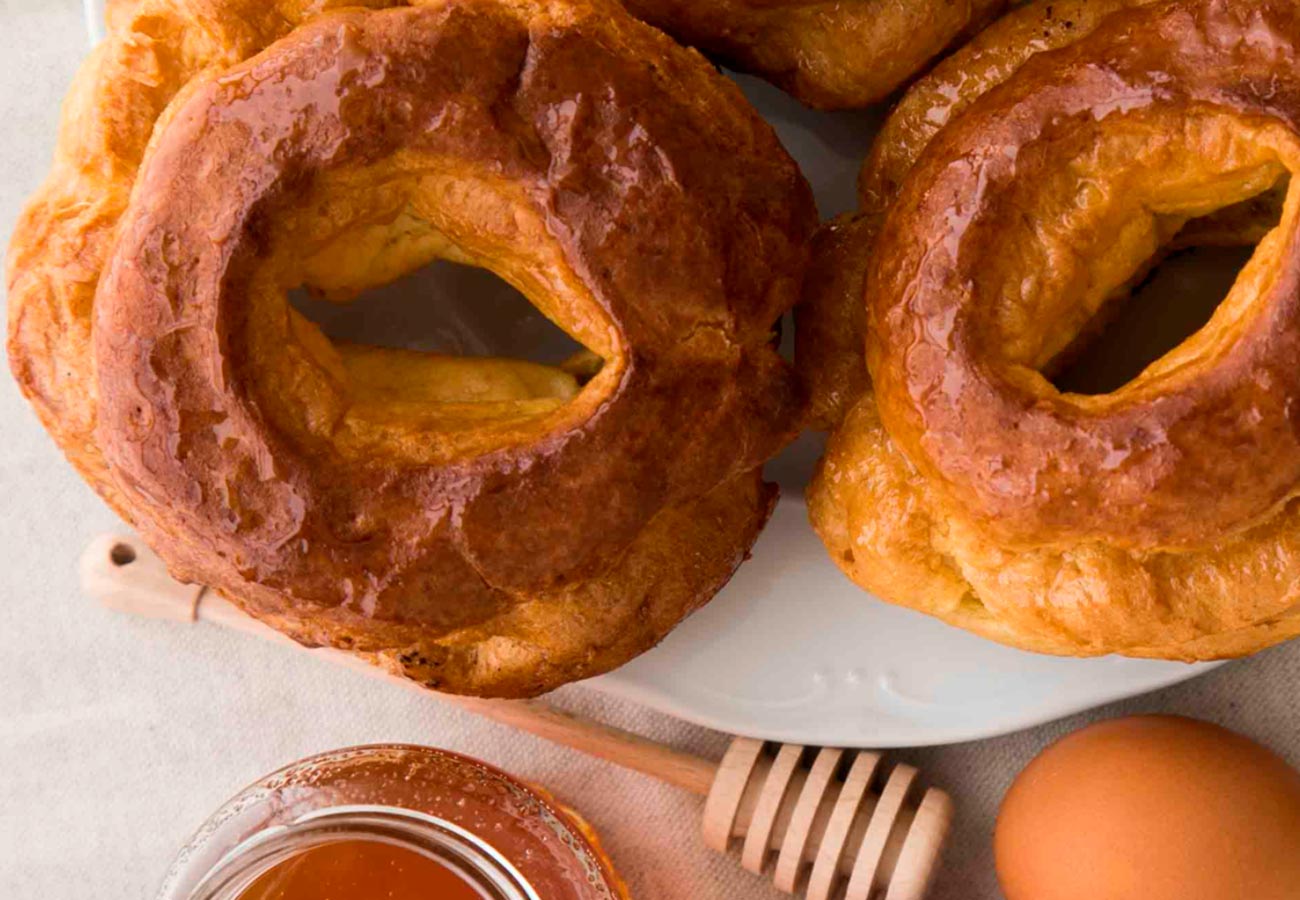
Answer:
797, 0, 1284, 427
808, 0, 1300, 659
9, 0, 814, 696
619, 0, 1008, 109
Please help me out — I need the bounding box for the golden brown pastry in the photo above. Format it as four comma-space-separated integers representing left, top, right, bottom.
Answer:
800, 0, 1145, 427
798, 0, 1286, 428
8, 0, 815, 696
619, 0, 1008, 109
808, 0, 1300, 660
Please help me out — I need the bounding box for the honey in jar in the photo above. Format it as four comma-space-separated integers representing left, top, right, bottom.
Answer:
157, 745, 626, 900
236, 840, 486, 899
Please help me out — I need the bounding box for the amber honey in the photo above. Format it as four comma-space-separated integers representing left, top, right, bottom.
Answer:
159, 745, 626, 900
237, 840, 485, 900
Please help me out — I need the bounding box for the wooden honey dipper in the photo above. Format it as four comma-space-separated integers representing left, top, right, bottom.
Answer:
82, 532, 954, 900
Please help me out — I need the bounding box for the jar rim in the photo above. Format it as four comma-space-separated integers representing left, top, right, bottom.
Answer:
157, 745, 624, 900
187, 804, 539, 900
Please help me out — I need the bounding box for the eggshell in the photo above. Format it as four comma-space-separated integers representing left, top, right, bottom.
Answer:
995, 715, 1300, 900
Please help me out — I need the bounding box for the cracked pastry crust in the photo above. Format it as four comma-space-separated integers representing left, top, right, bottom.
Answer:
8, 0, 815, 695
807, 0, 1300, 660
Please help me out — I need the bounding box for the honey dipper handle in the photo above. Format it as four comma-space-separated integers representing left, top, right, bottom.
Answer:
449, 696, 716, 795
80, 533, 717, 796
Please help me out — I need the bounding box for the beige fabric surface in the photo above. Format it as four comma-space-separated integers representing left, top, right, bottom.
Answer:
2, 3, 1298, 898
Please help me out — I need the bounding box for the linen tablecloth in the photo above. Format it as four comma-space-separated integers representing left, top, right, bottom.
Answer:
3, 3, 1299, 896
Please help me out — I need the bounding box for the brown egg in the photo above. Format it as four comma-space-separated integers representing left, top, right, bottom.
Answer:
995, 715, 1300, 900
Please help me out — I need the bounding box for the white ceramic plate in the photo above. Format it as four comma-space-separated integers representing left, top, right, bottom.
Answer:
85, 4, 1217, 747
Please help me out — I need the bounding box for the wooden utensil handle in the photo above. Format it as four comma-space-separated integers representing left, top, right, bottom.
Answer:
81, 533, 717, 795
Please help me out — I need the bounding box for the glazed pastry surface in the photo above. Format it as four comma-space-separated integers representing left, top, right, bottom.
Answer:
804, 0, 1144, 426
808, 0, 1300, 659
619, 0, 1007, 109
9, 0, 814, 695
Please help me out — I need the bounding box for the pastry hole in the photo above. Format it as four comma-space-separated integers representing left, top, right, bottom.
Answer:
1050, 188, 1284, 396
287, 258, 604, 421
289, 258, 588, 371
1050, 244, 1255, 395
258, 170, 623, 459
110, 543, 137, 566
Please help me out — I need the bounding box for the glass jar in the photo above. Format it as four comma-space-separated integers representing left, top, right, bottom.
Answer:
158, 744, 627, 900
